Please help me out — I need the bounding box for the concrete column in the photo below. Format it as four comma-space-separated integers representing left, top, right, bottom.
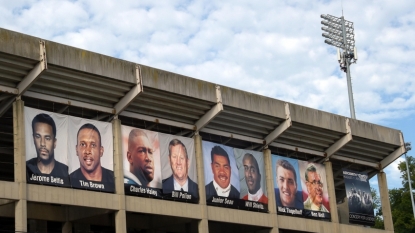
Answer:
378, 171, 393, 231
324, 160, 339, 233
324, 161, 339, 222
13, 99, 27, 232
62, 221, 73, 233
263, 149, 279, 233
194, 134, 208, 233
112, 118, 127, 233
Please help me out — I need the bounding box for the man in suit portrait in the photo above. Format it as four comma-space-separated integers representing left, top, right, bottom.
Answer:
124, 129, 155, 187
303, 163, 329, 212
241, 153, 268, 203
205, 145, 240, 199
162, 139, 198, 198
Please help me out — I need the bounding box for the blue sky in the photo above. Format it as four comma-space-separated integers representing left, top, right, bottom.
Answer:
1, 0, 413, 191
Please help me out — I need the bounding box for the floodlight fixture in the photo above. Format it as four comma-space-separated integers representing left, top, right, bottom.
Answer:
321, 13, 357, 119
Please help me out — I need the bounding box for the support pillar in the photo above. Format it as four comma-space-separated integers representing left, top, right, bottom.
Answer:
112, 118, 127, 233
378, 171, 393, 231
194, 133, 208, 233
324, 160, 339, 232
62, 221, 72, 233
13, 99, 27, 232
263, 149, 279, 233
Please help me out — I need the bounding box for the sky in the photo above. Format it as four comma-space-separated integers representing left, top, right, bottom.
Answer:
0, 0, 413, 191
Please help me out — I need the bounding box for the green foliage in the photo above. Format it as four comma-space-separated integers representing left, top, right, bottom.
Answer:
398, 155, 415, 190
389, 154, 415, 233
371, 187, 384, 229
389, 188, 415, 233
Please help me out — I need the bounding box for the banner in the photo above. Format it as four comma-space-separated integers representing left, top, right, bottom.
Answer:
68, 116, 114, 192
25, 107, 70, 187
121, 125, 199, 202
122, 126, 162, 198
25, 107, 115, 193
272, 155, 331, 220
202, 141, 268, 212
160, 134, 198, 202
234, 148, 268, 212
343, 169, 375, 226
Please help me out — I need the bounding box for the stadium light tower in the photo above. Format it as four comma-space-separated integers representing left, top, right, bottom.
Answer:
321, 14, 358, 119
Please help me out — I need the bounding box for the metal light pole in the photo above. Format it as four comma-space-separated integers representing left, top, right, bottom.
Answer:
321, 14, 358, 119
404, 142, 415, 219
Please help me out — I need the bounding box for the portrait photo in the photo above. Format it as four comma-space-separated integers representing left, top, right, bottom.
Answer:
272, 155, 303, 209
202, 141, 240, 200
160, 133, 198, 200
68, 116, 114, 192
122, 125, 162, 189
24, 107, 70, 187
234, 148, 268, 204
298, 160, 330, 212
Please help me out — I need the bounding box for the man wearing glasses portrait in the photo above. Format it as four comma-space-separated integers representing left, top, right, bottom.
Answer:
303, 163, 329, 212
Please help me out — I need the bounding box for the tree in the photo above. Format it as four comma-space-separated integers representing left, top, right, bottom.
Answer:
389, 150, 415, 233
371, 187, 384, 229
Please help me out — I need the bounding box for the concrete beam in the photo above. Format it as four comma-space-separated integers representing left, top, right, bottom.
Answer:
0, 96, 15, 117
194, 85, 223, 131
114, 65, 143, 114
24, 91, 115, 114
120, 111, 195, 130
331, 155, 380, 169
380, 132, 406, 169
0, 85, 18, 95
264, 103, 291, 146
325, 118, 352, 159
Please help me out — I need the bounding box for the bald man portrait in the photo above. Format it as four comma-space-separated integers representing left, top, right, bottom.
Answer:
124, 129, 155, 187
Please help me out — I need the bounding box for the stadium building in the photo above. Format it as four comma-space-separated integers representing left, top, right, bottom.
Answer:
0, 28, 405, 233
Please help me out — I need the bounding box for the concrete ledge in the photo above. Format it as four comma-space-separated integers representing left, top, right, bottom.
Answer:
290, 104, 347, 133
125, 196, 203, 219
339, 223, 392, 233
278, 215, 334, 232
221, 86, 286, 119
0, 180, 19, 200
0, 28, 40, 60
207, 206, 273, 227
141, 65, 217, 103
350, 119, 401, 145
27, 184, 120, 210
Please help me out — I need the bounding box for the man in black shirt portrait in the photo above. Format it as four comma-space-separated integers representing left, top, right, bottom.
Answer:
26, 113, 69, 186
70, 123, 114, 191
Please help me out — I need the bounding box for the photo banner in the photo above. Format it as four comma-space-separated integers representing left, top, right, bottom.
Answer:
122, 126, 162, 198
25, 107, 115, 193
343, 169, 375, 226
272, 154, 331, 220
272, 155, 303, 216
298, 160, 331, 219
160, 133, 199, 203
25, 107, 70, 187
234, 148, 268, 212
203, 141, 240, 208
68, 116, 114, 192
